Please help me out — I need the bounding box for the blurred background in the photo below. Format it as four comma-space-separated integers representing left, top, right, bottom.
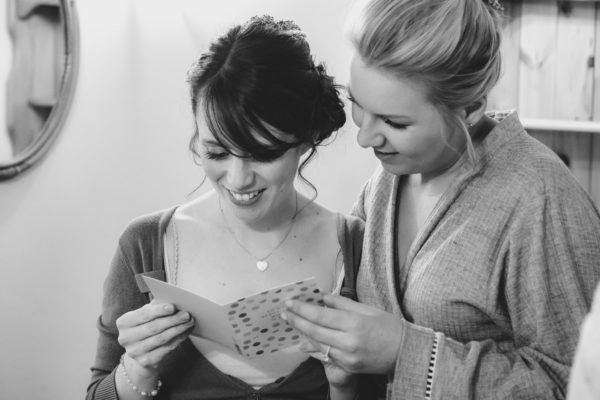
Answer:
0, 0, 599, 399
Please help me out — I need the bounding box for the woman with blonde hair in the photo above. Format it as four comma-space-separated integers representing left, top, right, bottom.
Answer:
283, 0, 600, 398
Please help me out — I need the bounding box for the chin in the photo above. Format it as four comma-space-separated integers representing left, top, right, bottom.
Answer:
379, 161, 410, 176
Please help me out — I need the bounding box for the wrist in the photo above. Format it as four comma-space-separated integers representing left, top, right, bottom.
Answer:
122, 353, 158, 381
120, 354, 162, 397
384, 317, 405, 375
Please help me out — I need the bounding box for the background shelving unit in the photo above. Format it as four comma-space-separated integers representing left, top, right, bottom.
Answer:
488, 0, 600, 206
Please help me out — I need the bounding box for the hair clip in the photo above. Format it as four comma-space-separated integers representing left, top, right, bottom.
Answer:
487, 0, 504, 11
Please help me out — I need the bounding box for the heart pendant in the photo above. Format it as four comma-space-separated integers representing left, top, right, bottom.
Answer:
256, 260, 269, 271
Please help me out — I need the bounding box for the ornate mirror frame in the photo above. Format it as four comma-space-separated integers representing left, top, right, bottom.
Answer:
0, 0, 79, 181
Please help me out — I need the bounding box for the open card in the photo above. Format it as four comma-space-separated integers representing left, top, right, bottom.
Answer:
142, 276, 324, 358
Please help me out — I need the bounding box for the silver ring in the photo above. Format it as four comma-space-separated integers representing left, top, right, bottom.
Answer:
323, 345, 331, 363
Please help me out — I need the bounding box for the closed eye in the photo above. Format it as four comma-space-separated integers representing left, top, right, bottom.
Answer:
347, 92, 407, 129
203, 150, 230, 160
384, 119, 408, 130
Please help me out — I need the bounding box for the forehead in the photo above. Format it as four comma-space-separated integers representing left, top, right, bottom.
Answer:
194, 105, 294, 148
349, 54, 432, 116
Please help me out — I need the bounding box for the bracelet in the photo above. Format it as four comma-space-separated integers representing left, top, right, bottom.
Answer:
119, 354, 163, 397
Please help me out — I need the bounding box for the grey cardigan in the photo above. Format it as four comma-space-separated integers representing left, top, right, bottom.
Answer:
353, 111, 600, 399
87, 207, 364, 400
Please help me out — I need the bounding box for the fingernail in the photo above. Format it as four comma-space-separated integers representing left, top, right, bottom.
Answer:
285, 300, 293, 308
280, 311, 287, 321
164, 304, 174, 312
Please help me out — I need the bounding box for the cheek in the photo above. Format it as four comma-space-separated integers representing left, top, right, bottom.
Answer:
351, 104, 363, 127
261, 160, 298, 188
201, 161, 223, 182
388, 129, 438, 158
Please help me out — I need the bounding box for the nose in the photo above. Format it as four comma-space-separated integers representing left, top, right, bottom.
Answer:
356, 113, 385, 149
226, 156, 254, 190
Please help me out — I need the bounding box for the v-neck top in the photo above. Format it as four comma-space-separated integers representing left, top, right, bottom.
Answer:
87, 206, 364, 400
161, 211, 348, 388
351, 111, 600, 399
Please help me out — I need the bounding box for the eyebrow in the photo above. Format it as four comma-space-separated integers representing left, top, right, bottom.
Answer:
201, 139, 225, 147
346, 87, 411, 121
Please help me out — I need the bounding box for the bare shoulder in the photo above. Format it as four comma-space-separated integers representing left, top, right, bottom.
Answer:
294, 195, 339, 233
175, 190, 220, 229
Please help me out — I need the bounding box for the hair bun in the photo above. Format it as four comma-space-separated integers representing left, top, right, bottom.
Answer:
486, 0, 504, 12
309, 62, 346, 143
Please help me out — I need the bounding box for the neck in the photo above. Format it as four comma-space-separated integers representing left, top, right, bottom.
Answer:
415, 152, 466, 195
218, 190, 300, 266
418, 114, 497, 189
219, 190, 299, 234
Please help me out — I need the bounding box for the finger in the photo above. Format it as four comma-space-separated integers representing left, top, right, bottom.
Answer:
117, 303, 177, 329
120, 311, 193, 347
298, 338, 319, 354
287, 313, 358, 370
282, 306, 344, 347
284, 299, 349, 331
129, 326, 194, 369
298, 337, 333, 361
127, 316, 195, 359
307, 348, 330, 364
322, 294, 381, 316
300, 337, 332, 363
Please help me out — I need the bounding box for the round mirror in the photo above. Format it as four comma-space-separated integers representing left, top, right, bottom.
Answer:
0, 0, 78, 181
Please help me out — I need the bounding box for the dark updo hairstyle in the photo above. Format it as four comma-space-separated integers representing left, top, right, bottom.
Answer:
187, 15, 346, 187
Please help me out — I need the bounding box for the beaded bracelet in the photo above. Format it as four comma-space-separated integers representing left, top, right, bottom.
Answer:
119, 354, 163, 397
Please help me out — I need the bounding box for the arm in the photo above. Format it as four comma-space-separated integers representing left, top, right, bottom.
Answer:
86, 239, 194, 399
384, 180, 600, 399
286, 176, 600, 399
87, 244, 146, 400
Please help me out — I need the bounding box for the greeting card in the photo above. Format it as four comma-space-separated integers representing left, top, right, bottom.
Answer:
142, 276, 324, 358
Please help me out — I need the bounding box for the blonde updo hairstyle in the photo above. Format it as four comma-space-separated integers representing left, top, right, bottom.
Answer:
347, 0, 503, 163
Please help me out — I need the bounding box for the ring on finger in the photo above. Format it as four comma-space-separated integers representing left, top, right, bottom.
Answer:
323, 345, 332, 363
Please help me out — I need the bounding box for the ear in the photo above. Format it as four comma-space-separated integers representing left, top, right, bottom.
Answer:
463, 98, 487, 127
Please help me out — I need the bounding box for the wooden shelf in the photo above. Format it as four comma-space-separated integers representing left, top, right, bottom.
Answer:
521, 118, 600, 134
17, 0, 60, 18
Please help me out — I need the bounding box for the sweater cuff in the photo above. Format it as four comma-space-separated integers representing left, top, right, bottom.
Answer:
92, 368, 119, 400
388, 321, 437, 399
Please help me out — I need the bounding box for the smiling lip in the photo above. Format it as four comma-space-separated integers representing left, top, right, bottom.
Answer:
373, 149, 398, 161
225, 188, 265, 207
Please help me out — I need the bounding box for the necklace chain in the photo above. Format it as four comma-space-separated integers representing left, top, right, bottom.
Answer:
219, 193, 299, 271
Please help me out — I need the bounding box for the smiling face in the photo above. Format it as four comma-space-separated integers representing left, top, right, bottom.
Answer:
348, 54, 466, 179
195, 108, 303, 226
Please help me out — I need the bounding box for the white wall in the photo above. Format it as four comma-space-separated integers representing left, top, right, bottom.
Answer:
0, 1, 10, 160
0, 1, 376, 399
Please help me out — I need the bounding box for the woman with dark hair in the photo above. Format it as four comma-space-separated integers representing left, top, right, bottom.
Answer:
283, 0, 600, 398
87, 15, 362, 400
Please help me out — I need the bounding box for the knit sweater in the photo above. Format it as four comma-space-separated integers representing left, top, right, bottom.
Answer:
86, 207, 364, 400
352, 111, 600, 399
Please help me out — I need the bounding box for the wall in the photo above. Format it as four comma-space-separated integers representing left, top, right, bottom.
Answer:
0, 1, 11, 160
0, 1, 376, 399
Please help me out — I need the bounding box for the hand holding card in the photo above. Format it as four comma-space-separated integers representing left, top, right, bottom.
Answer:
142, 276, 324, 358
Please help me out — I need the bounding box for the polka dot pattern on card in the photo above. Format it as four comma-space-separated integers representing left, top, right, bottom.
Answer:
226, 278, 323, 358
